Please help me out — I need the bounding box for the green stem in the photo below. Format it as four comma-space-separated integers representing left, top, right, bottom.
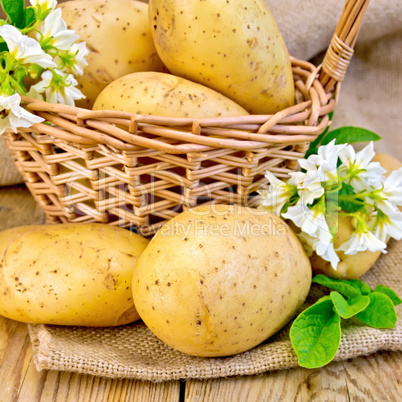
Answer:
1, 76, 14, 96
337, 198, 367, 207
339, 163, 367, 183
8, 75, 26, 95
325, 183, 343, 194
20, 20, 42, 35
338, 190, 382, 201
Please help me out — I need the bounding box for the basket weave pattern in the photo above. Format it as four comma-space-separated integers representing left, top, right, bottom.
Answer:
3, 0, 369, 236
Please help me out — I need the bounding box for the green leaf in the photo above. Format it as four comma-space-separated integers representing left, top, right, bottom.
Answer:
356, 292, 397, 328
347, 279, 372, 295
374, 285, 402, 306
313, 295, 333, 304
330, 291, 370, 319
1, 0, 24, 28
312, 274, 361, 299
338, 182, 362, 213
321, 126, 382, 146
290, 298, 341, 369
23, 7, 36, 29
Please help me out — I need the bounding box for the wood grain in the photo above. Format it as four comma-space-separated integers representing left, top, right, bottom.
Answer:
341, 351, 402, 401
185, 352, 402, 402
0, 316, 181, 402
185, 362, 349, 402
0, 317, 32, 401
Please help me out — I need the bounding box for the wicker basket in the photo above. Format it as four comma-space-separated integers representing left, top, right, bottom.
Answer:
4, 0, 369, 237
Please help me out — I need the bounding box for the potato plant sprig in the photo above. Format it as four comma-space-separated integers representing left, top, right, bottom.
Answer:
0, 0, 88, 135
258, 126, 402, 270
289, 274, 401, 369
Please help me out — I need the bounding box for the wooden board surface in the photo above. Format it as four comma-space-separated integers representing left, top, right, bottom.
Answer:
0, 185, 401, 401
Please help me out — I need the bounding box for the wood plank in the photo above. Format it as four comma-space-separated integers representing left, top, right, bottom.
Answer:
17, 364, 181, 402
185, 351, 402, 402
0, 317, 33, 401
342, 351, 402, 401
0, 315, 181, 402
185, 363, 348, 402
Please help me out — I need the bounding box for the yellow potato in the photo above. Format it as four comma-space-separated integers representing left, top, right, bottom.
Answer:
0, 224, 148, 326
149, 0, 294, 114
132, 204, 311, 357
93, 71, 249, 118
59, 0, 165, 108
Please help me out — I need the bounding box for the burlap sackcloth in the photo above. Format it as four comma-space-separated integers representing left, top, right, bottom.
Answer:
9, 0, 402, 381
28, 239, 402, 382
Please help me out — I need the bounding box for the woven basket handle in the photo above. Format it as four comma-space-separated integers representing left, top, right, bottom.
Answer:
319, 0, 370, 92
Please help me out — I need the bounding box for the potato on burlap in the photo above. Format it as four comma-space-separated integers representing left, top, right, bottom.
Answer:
132, 204, 311, 357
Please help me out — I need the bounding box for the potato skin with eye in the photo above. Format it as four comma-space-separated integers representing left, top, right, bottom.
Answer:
0, 224, 148, 326
148, 0, 294, 114
132, 205, 311, 357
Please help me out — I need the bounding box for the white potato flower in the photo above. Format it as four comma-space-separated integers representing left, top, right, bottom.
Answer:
55, 42, 89, 76
370, 168, 402, 216
0, 94, 44, 135
258, 171, 297, 216
38, 8, 79, 51
299, 139, 345, 185
373, 210, 402, 243
298, 232, 340, 269
29, 69, 85, 106
337, 229, 387, 255
296, 181, 325, 206
339, 142, 386, 191
25, 86, 44, 101
258, 139, 400, 264
0, 25, 55, 68
29, 0, 57, 12
282, 201, 333, 246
